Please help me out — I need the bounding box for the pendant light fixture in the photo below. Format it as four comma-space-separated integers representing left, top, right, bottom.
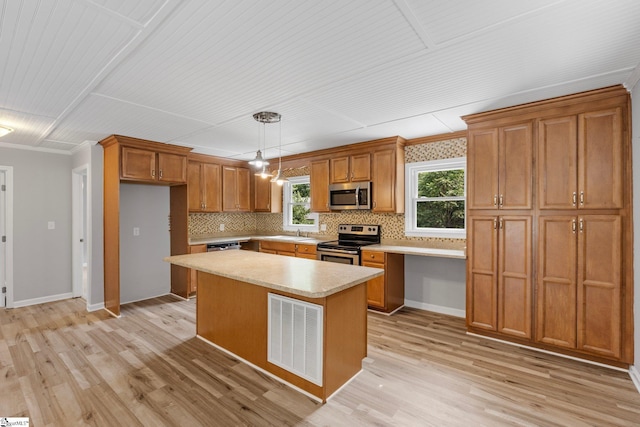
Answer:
269, 113, 288, 186
250, 112, 279, 169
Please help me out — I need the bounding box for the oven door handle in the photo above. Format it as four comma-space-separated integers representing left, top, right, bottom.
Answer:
317, 247, 359, 255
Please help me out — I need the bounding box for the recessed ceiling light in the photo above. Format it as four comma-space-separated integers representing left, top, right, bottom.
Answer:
0, 125, 14, 138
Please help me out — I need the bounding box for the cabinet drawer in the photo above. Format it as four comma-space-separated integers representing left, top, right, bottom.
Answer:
296, 243, 317, 255
362, 250, 384, 263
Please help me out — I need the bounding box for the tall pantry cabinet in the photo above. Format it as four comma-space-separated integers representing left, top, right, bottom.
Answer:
463, 86, 633, 366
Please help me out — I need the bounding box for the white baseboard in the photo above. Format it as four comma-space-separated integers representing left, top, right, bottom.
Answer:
13, 292, 74, 308
404, 299, 465, 318
86, 302, 105, 312
629, 365, 640, 394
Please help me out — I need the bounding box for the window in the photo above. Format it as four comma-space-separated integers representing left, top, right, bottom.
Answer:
405, 157, 466, 238
283, 176, 319, 232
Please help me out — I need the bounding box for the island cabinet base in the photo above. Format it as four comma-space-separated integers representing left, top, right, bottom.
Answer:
196, 272, 367, 402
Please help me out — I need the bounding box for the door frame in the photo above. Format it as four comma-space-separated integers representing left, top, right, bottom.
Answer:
72, 165, 90, 302
0, 166, 14, 308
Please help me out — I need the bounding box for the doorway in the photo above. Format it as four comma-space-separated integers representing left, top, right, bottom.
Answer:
72, 166, 89, 301
0, 166, 13, 308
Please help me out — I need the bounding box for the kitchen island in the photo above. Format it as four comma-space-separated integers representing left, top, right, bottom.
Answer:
164, 250, 384, 402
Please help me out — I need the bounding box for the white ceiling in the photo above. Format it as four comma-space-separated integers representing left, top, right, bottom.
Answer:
1, 0, 639, 160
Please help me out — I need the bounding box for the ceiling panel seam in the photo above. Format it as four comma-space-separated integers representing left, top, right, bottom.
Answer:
81, 0, 146, 29
34, 0, 184, 147
393, 0, 436, 50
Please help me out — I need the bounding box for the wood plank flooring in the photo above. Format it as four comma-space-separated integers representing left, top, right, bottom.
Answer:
1, 295, 639, 426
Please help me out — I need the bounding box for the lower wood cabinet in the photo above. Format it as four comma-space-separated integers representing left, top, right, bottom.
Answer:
187, 244, 207, 295
467, 215, 532, 339
295, 243, 317, 259
361, 250, 404, 313
537, 215, 622, 359
259, 240, 296, 257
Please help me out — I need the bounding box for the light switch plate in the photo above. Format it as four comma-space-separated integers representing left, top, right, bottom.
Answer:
133, 227, 140, 236
219, 224, 225, 231
48, 221, 55, 230
320, 223, 327, 231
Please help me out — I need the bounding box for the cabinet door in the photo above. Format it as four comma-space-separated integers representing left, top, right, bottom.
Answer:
187, 161, 203, 212
350, 153, 371, 181
330, 156, 350, 183
310, 159, 330, 212
536, 216, 577, 348
577, 215, 621, 358
578, 108, 623, 209
188, 244, 207, 294
254, 175, 272, 212
202, 163, 221, 212
236, 167, 251, 211
467, 129, 499, 209
121, 147, 156, 181
371, 149, 396, 213
296, 244, 316, 259
538, 116, 578, 209
466, 216, 498, 331
158, 152, 187, 183
497, 216, 532, 339
222, 166, 237, 211
362, 260, 385, 308
499, 123, 532, 210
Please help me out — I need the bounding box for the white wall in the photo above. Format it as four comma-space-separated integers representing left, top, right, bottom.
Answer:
71, 143, 104, 310
0, 148, 72, 304
119, 183, 170, 304
405, 255, 466, 317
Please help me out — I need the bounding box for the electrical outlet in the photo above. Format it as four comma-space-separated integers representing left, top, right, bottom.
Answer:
320, 223, 327, 231
219, 223, 225, 231
48, 221, 55, 230
133, 227, 140, 236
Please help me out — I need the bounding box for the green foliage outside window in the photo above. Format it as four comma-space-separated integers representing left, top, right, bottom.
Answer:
416, 169, 465, 229
291, 183, 314, 225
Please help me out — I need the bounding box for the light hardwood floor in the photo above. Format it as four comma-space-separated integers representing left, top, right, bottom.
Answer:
1, 295, 639, 426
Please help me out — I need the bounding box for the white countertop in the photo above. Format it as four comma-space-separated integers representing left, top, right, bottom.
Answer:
188, 234, 466, 259
165, 250, 384, 298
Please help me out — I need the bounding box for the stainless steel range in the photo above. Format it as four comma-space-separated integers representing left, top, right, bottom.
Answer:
316, 224, 381, 265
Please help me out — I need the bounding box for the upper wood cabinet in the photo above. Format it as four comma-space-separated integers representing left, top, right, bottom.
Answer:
254, 176, 282, 213
188, 161, 221, 212
371, 145, 404, 213
222, 166, 250, 212
467, 122, 532, 210
310, 159, 330, 212
121, 147, 187, 184
538, 108, 623, 210
330, 153, 370, 183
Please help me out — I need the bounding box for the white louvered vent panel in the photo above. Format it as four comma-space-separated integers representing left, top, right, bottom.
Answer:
268, 293, 323, 386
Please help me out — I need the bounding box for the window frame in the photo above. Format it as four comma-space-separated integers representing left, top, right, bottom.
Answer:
282, 175, 319, 232
404, 157, 466, 238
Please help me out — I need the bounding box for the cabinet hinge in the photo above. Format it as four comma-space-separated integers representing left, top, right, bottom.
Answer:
1, 235, 5, 243
1, 287, 6, 294
1, 184, 5, 191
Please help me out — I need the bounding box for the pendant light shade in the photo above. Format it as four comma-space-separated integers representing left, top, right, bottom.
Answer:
0, 125, 14, 138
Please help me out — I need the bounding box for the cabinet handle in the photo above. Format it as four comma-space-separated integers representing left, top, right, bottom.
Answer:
499, 195, 503, 207
152, 169, 156, 177
159, 169, 163, 178
499, 218, 503, 229
493, 195, 498, 206
579, 218, 584, 232
572, 192, 577, 206
201, 202, 205, 210
493, 218, 497, 229
580, 191, 584, 206
572, 219, 576, 233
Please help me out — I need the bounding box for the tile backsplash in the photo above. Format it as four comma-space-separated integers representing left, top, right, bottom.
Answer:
189, 136, 467, 249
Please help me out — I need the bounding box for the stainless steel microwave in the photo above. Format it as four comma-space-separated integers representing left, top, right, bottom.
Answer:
328, 182, 371, 210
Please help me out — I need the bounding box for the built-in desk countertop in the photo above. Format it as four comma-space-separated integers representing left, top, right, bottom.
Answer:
165, 250, 383, 298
